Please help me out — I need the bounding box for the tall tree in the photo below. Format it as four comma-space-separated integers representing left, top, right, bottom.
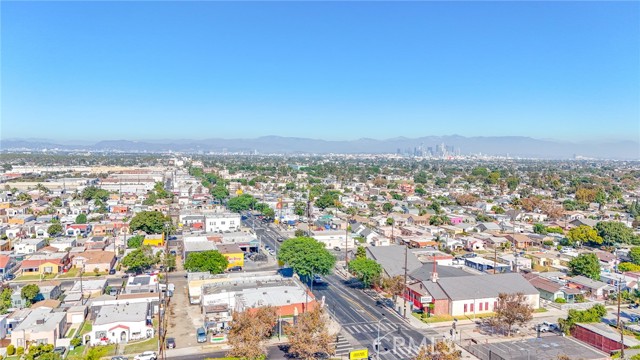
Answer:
129, 211, 172, 234
127, 235, 145, 249
47, 223, 63, 237
227, 306, 277, 360
121, 246, 156, 274
381, 275, 405, 302
493, 292, 534, 337
278, 237, 336, 279
286, 307, 334, 359
568, 253, 601, 280
596, 221, 637, 245
75, 213, 87, 224
184, 250, 229, 274
0, 288, 13, 314
566, 225, 602, 246
629, 248, 640, 265
21, 284, 40, 306
348, 257, 382, 288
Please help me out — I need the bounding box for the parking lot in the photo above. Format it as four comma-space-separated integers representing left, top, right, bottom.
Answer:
466, 335, 608, 360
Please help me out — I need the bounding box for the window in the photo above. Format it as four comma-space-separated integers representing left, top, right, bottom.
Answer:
230, 221, 235, 225
494, 301, 497, 309
463, 304, 467, 313
479, 303, 483, 311
470, 303, 474, 312
221, 221, 225, 225
485, 302, 489, 310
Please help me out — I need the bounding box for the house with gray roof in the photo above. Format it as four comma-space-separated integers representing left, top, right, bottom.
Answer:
89, 302, 153, 345
11, 308, 67, 348
366, 245, 422, 277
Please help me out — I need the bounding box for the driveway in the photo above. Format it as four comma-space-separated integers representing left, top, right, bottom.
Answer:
166, 272, 202, 349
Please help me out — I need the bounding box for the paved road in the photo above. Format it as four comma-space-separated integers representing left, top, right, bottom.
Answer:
315, 274, 439, 360
167, 345, 288, 360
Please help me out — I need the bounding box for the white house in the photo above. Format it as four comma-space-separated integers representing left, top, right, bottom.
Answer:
310, 230, 354, 249
204, 213, 241, 233
14, 238, 45, 255
89, 303, 153, 345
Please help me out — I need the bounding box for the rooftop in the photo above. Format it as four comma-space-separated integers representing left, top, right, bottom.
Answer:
94, 302, 149, 325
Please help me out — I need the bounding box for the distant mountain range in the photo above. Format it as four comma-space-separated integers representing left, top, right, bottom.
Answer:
1, 135, 638, 160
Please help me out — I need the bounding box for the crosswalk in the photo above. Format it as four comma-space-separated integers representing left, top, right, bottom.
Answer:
343, 321, 402, 334
333, 334, 353, 357
342, 322, 431, 359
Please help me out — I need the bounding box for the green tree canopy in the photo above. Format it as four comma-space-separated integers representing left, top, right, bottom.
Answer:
81, 186, 110, 202
559, 304, 606, 334
121, 246, 156, 274
595, 221, 638, 245
348, 257, 382, 288
355, 246, 367, 259
211, 184, 229, 201
315, 191, 341, 210
47, 223, 63, 237
278, 237, 336, 278
629, 248, 640, 265
184, 250, 229, 274
75, 213, 87, 224
382, 202, 394, 213
567, 225, 602, 246
413, 171, 428, 184
129, 211, 172, 234
127, 235, 145, 249
21, 284, 40, 306
568, 253, 601, 280
0, 288, 13, 314
227, 194, 257, 212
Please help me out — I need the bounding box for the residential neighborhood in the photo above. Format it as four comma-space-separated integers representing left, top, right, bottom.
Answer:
0, 154, 638, 360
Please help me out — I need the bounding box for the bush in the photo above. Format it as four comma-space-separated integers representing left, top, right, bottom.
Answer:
70, 336, 82, 347
554, 298, 567, 303
17, 346, 24, 355
6, 345, 15, 356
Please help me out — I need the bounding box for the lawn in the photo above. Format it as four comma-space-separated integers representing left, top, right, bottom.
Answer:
79, 321, 93, 336
535, 307, 548, 313
124, 337, 158, 354
58, 268, 80, 278
66, 327, 77, 337
67, 345, 85, 360
412, 311, 497, 323
17, 273, 55, 281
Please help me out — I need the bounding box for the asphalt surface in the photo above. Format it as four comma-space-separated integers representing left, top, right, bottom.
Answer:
315, 274, 440, 360
167, 345, 288, 360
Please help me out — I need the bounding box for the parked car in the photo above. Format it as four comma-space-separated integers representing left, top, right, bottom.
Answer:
133, 352, 157, 360
111, 357, 128, 360
535, 323, 550, 332
53, 347, 67, 356
630, 303, 639, 309
4, 273, 15, 281
166, 337, 176, 349
109, 269, 116, 275
196, 327, 207, 343
228, 266, 242, 272
333, 246, 341, 251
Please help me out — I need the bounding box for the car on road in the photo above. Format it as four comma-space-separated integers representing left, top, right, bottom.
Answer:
228, 266, 242, 272
312, 275, 325, 284
333, 246, 341, 251
166, 337, 176, 349
133, 352, 157, 360
4, 273, 15, 281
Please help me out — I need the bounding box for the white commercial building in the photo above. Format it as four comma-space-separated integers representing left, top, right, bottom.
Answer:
205, 213, 241, 233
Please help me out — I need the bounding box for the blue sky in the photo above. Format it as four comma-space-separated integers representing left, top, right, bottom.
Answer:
1, 1, 638, 142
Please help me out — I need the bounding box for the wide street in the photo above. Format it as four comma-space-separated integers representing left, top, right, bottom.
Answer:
242, 214, 440, 360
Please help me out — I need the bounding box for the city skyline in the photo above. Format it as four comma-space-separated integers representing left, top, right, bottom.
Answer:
2, 1, 639, 142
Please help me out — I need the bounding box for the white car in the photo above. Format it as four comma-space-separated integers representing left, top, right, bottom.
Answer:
134, 351, 157, 360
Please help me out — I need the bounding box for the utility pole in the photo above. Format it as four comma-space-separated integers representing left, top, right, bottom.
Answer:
403, 243, 408, 318
493, 247, 497, 275
618, 279, 625, 359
